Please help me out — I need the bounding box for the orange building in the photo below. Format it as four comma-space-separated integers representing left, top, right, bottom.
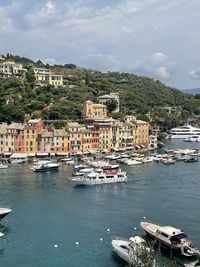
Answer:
82, 101, 107, 119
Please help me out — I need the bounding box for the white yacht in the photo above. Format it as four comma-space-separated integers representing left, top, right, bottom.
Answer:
31, 160, 60, 172
71, 169, 127, 185
0, 232, 4, 238
184, 136, 200, 142
112, 236, 156, 266
168, 125, 200, 139
124, 159, 142, 166
0, 207, 12, 221
0, 163, 9, 169
140, 221, 200, 257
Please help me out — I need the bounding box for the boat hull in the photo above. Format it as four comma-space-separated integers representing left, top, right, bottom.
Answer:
72, 176, 127, 186
33, 166, 59, 172
0, 208, 12, 221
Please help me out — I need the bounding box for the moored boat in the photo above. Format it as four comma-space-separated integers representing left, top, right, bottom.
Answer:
111, 236, 155, 266
71, 169, 127, 186
0, 163, 9, 169
0, 207, 12, 221
0, 232, 4, 238
184, 157, 198, 163
32, 161, 60, 172
140, 221, 200, 257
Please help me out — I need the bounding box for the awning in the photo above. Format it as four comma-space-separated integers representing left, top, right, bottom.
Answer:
28, 153, 36, 157
4, 152, 12, 156
140, 144, 146, 148
10, 153, 28, 158
50, 153, 55, 156
36, 152, 48, 156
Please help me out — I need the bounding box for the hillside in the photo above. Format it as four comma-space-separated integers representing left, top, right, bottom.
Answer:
0, 54, 200, 127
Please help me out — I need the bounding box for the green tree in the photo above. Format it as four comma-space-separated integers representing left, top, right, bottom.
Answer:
106, 99, 118, 113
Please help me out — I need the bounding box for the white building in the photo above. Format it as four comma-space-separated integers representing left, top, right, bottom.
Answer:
0, 61, 27, 78
97, 93, 120, 113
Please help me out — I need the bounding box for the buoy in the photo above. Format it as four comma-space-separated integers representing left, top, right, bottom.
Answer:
54, 244, 58, 248
107, 228, 110, 232
75, 241, 79, 246
100, 238, 103, 242
143, 216, 146, 219
134, 227, 137, 230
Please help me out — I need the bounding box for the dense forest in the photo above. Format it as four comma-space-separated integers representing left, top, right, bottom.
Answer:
0, 54, 200, 127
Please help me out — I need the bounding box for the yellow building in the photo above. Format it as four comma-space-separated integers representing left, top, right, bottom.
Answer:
53, 129, 69, 153
134, 120, 149, 148
34, 68, 63, 87
82, 101, 107, 119
94, 119, 111, 152
66, 122, 84, 154
24, 126, 37, 153
110, 119, 121, 151
81, 127, 100, 153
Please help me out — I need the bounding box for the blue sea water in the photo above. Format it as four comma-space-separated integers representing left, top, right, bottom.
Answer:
0, 140, 200, 267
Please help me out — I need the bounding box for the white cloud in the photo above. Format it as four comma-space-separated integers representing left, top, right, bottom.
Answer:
150, 52, 168, 63
190, 69, 200, 80
0, 6, 14, 32
133, 52, 173, 80
80, 53, 120, 71
155, 67, 170, 79
41, 58, 57, 65
39, 1, 56, 16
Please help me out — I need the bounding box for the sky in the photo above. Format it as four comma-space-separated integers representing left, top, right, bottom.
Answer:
0, 0, 200, 89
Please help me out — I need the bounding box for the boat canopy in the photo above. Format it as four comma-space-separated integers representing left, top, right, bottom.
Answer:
170, 233, 188, 242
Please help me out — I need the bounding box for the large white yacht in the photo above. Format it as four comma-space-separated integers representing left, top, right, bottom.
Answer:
140, 221, 200, 257
71, 169, 127, 185
168, 125, 200, 139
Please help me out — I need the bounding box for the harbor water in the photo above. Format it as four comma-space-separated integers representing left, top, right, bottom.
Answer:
0, 140, 200, 267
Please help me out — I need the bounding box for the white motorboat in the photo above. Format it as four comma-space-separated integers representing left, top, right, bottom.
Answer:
184, 136, 200, 142
142, 157, 154, 163
112, 236, 156, 266
0, 232, 4, 238
0, 163, 9, 169
71, 169, 127, 185
0, 207, 12, 221
124, 159, 142, 166
31, 160, 60, 172
168, 125, 200, 139
162, 158, 176, 165
61, 157, 74, 163
72, 167, 94, 176
140, 221, 200, 257
104, 154, 121, 160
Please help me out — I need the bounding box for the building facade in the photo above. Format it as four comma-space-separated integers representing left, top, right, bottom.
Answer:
82, 101, 107, 120
34, 68, 63, 87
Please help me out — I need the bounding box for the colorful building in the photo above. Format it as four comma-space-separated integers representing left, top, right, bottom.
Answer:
81, 126, 100, 153
34, 68, 63, 87
82, 101, 107, 120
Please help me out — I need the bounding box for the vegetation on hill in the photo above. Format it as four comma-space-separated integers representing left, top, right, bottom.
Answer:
0, 54, 200, 127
